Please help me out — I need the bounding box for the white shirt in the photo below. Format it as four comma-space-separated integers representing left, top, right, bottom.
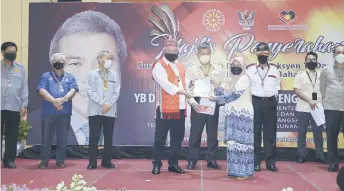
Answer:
246, 63, 281, 97
294, 69, 322, 112
152, 57, 188, 109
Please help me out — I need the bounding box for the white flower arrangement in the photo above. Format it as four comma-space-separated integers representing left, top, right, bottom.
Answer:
56, 174, 97, 191
281, 187, 293, 191
1, 174, 127, 191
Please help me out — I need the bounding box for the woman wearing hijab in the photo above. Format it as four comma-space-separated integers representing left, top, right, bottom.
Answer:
209, 57, 254, 180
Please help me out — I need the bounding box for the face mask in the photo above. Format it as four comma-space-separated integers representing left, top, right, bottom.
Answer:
104, 60, 112, 69
165, 53, 178, 62
231, 66, 242, 75
199, 55, 211, 64
53, 62, 64, 70
257, 55, 268, 64
335, 54, 344, 64
306, 61, 317, 70
4, 52, 16, 62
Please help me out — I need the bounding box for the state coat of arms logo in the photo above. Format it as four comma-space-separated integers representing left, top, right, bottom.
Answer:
237, 10, 257, 30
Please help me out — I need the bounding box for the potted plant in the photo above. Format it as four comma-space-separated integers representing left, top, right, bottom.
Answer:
16, 120, 32, 156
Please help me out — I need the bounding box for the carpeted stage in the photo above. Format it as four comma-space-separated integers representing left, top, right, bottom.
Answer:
2, 147, 344, 190
1, 159, 342, 190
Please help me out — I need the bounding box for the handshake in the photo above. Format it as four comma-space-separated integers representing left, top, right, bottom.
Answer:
52, 97, 67, 111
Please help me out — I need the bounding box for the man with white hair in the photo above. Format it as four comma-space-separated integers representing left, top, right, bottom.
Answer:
27, 10, 127, 146
86, 51, 120, 170
186, 42, 224, 170
37, 53, 78, 168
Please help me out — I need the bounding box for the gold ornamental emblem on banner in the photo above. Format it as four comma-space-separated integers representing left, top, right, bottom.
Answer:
202, 9, 225, 32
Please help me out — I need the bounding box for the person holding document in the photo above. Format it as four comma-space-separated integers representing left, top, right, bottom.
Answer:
186, 42, 224, 170
86, 51, 120, 170
151, 38, 193, 175
209, 57, 254, 180
293, 52, 326, 164
320, 45, 344, 172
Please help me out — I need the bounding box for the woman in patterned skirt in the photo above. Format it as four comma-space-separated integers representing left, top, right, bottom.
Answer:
209, 57, 254, 180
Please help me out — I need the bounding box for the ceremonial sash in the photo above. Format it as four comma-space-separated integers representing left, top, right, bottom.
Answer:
152, 59, 186, 119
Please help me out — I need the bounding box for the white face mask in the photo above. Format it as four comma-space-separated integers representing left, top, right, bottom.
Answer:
199, 55, 211, 64
104, 60, 112, 69
335, 54, 344, 64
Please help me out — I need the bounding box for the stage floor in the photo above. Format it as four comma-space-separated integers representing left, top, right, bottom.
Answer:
1, 159, 341, 191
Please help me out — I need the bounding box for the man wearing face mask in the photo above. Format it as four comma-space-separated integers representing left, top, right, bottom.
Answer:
1, 42, 28, 169
246, 42, 280, 172
186, 42, 224, 170
294, 52, 326, 164
151, 38, 194, 175
320, 45, 344, 172
86, 51, 120, 170
37, 53, 78, 168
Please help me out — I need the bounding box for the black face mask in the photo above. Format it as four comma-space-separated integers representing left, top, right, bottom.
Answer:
4, 52, 16, 62
306, 61, 317, 70
165, 53, 178, 62
53, 62, 64, 70
257, 55, 268, 64
231, 66, 242, 75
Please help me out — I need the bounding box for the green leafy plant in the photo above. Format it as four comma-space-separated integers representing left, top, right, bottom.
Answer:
18, 120, 32, 143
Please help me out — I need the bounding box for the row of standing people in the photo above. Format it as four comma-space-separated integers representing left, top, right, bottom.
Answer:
150, 40, 279, 179
1, 41, 119, 170
1, 40, 344, 177
151, 40, 344, 181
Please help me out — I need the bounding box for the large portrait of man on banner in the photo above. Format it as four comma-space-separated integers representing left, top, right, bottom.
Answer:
27, 10, 128, 145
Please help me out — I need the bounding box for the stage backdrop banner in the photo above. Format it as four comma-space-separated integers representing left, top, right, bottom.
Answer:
27, 1, 344, 148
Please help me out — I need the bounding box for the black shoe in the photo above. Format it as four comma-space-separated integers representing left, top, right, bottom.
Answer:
266, 164, 279, 172
38, 162, 48, 169
168, 165, 185, 174
187, 162, 197, 170
207, 161, 221, 169
152, 166, 161, 175
296, 157, 305, 163
328, 164, 339, 172
87, 164, 97, 170
316, 157, 326, 164
101, 161, 115, 169
3, 162, 16, 169
56, 162, 65, 168
254, 165, 261, 172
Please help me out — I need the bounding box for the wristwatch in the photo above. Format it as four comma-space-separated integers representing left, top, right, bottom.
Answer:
64, 96, 68, 102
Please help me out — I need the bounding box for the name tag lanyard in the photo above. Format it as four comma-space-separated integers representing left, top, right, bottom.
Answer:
51, 71, 66, 92
257, 65, 270, 87
306, 71, 317, 100
99, 70, 109, 90
1, 61, 16, 87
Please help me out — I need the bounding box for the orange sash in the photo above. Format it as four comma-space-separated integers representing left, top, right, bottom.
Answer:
152, 59, 186, 119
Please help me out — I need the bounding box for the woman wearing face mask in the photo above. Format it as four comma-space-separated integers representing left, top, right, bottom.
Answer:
37, 53, 78, 168
209, 57, 254, 180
